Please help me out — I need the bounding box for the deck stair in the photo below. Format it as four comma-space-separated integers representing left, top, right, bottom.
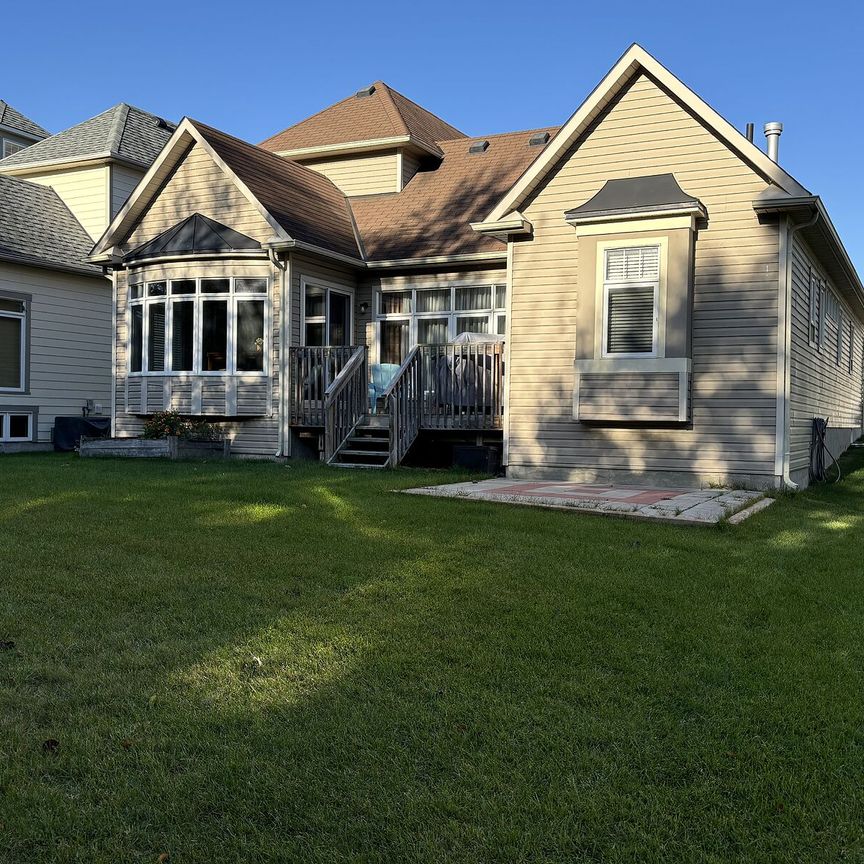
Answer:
330, 415, 391, 468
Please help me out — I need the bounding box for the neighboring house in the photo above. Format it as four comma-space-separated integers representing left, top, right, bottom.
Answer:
0, 105, 174, 451
0, 100, 48, 157
90, 45, 863, 488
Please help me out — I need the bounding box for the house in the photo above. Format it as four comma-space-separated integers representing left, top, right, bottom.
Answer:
0, 105, 174, 451
0, 100, 48, 158
90, 45, 863, 488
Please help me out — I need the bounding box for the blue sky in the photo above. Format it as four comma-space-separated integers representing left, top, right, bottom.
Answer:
5, 0, 863, 269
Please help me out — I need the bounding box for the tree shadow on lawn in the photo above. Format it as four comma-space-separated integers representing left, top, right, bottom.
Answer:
1, 452, 864, 862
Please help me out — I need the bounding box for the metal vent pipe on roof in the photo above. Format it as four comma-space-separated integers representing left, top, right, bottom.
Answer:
764, 122, 783, 163
745, 122, 754, 143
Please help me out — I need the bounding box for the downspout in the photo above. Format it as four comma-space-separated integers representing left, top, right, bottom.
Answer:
267, 245, 289, 457
778, 206, 821, 488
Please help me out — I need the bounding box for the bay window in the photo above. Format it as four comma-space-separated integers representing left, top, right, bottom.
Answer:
128, 276, 268, 375
375, 284, 505, 363
0, 295, 27, 392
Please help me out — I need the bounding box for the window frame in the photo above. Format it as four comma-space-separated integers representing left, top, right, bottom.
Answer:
1, 138, 26, 158
0, 411, 33, 442
0, 292, 28, 393
300, 278, 354, 348
126, 275, 269, 377
373, 283, 506, 363
600, 245, 661, 359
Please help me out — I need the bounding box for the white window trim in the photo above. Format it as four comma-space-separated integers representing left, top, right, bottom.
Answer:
596, 241, 664, 360
373, 283, 505, 363
0, 295, 27, 393
127, 276, 270, 377
1, 138, 26, 159
0, 412, 33, 442
300, 277, 354, 348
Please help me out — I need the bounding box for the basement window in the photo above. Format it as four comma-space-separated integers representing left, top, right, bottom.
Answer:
0, 412, 32, 442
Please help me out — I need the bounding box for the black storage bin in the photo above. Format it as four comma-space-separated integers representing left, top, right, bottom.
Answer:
452, 445, 501, 474
53, 416, 111, 452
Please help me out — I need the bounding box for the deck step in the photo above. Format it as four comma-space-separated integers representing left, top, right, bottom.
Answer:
331, 461, 390, 469
338, 449, 389, 458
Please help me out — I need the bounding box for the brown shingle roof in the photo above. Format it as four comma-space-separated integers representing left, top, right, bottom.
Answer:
350, 128, 558, 261
192, 120, 362, 260
259, 82, 465, 157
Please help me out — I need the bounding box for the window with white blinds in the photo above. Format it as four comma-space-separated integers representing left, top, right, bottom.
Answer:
603, 246, 659, 357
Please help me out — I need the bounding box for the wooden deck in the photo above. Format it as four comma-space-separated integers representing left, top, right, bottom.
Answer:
288, 343, 505, 433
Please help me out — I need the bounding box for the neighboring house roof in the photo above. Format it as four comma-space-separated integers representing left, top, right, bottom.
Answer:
350, 128, 558, 261
259, 81, 465, 157
0, 100, 49, 140
0, 174, 102, 276
0, 103, 174, 171
126, 213, 260, 261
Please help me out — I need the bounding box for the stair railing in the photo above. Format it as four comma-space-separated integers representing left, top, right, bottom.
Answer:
323, 346, 368, 463
381, 346, 422, 467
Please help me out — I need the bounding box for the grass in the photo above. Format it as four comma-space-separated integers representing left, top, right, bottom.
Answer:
1, 452, 863, 863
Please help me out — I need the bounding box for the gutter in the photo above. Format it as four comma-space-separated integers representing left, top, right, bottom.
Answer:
0, 151, 152, 177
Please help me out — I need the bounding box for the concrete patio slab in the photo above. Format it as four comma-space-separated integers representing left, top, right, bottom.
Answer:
401, 479, 773, 525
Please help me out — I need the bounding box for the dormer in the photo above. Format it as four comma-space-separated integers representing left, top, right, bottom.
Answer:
259, 81, 465, 196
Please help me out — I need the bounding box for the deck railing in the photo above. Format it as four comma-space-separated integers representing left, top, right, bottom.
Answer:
289, 341, 505, 434
382, 347, 422, 467
323, 346, 368, 463
418, 342, 504, 430
289, 346, 360, 427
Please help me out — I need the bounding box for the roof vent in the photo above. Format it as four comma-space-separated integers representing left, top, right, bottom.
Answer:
156, 117, 172, 130
529, 131, 550, 146
355, 84, 376, 98
469, 140, 489, 154
764, 121, 783, 163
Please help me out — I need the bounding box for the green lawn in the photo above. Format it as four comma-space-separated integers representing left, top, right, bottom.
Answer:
1, 452, 863, 863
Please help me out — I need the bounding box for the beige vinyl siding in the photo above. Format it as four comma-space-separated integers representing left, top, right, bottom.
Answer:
111, 164, 143, 217
25, 165, 110, 240
124, 143, 273, 250
400, 150, 422, 188
788, 234, 864, 482
298, 150, 399, 197
508, 72, 780, 486
0, 262, 111, 443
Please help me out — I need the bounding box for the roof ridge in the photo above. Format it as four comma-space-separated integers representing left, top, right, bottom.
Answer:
374, 83, 413, 138
380, 82, 466, 140
107, 103, 131, 155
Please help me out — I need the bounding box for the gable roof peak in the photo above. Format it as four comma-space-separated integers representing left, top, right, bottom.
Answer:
482, 43, 810, 224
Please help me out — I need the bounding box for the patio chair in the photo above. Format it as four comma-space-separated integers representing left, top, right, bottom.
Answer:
368, 363, 401, 413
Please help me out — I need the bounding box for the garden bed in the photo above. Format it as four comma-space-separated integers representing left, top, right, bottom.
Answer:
79, 436, 230, 460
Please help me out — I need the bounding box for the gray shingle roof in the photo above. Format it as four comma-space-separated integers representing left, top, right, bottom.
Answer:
0, 103, 174, 170
0, 100, 49, 140
0, 174, 102, 275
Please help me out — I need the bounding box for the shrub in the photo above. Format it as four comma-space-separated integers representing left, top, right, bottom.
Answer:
142, 411, 220, 441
